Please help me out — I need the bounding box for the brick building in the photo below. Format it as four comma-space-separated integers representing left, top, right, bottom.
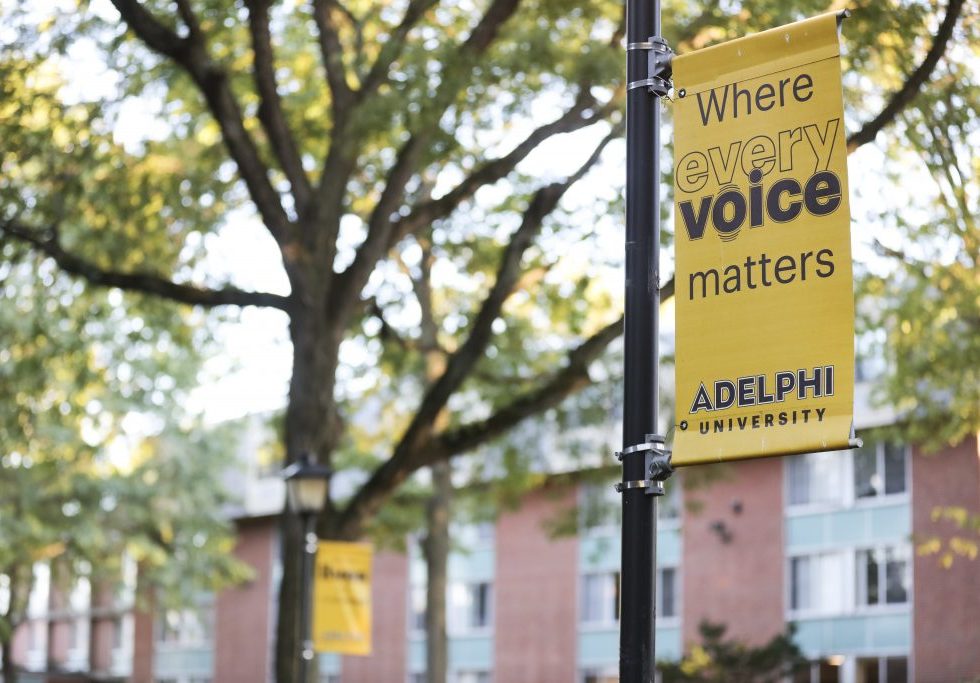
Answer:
8, 425, 980, 682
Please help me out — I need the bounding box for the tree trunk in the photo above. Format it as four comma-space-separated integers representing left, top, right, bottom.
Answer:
275, 306, 342, 683
1, 636, 15, 683
424, 461, 452, 683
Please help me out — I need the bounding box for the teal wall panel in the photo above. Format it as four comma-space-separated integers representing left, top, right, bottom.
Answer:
578, 627, 681, 667
449, 635, 493, 669
793, 613, 910, 656
579, 529, 681, 571
448, 547, 495, 582
578, 629, 619, 667
786, 502, 909, 552
410, 636, 494, 671
318, 653, 341, 674
153, 647, 214, 678
408, 638, 424, 671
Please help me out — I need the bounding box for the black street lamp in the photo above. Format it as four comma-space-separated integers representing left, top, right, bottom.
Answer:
282, 452, 331, 683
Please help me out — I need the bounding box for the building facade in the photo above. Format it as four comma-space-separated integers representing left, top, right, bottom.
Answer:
9, 435, 980, 683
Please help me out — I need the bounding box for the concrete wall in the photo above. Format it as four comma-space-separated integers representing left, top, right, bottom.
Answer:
681, 459, 786, 648
493, 485, 579, 683
912, 436, 980, 682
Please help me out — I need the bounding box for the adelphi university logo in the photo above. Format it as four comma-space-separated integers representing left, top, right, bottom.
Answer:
671, 13, 856, 467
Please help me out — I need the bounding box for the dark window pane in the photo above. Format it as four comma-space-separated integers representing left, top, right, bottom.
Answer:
863, 551, 880, 605
884, 444, 907, 494
474, 583, 491, 627
885, 657, 908, 683
854, 446, 878, 498
885, 555, 909, 604
857, 657, 880, 683
818, 659, 841, 683
791, 557, 809, 610
614, 572, 621, 622
792, 663, 813, 683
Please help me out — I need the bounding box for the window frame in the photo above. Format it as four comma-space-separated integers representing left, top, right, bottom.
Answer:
855, 545, 911, 612
657, 566, 680, 622
579, 571, 620, 629
447, 580, 494, 636
784, 442, 910, 515
785, 549, 851, 618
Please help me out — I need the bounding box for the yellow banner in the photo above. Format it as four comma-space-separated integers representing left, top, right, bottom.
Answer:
672, 13, 854, 466
313, 541, 372, 655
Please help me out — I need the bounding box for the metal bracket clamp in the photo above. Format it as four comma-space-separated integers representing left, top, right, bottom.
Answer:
626, 36, 673, 97
615, 433, 674, 496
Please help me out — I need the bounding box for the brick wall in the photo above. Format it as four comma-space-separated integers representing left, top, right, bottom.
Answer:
89, 617, 115, 674
681, 458, 785, 648
131, 577, 156, 683
493, 485, 578, 683
341, 550, 408, 682
214, 516, 278, 682
912, 435, 980, 682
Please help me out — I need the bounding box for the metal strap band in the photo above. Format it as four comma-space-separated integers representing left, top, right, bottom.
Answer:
627, 41, 655, 50
627, 77, 669, 91
617, 479, 658, 491
620, 441, 657, 457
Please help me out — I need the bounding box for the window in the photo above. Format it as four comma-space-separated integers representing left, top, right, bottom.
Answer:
658, 481, 681, 522
112, 616, 124, 649
854, 443, 907, 500
856, 655, 908, 682
793, 658, 843, 683
580, 572, 619, 625
789, 553, 846, 614
580, 484, 620, 532
473, 522, 495, 546
857, 548, 909, 606
787, 451, 845, 507
581, 668, 618, 683
453, 671, 490, 683
448, 582, 492, 633
69, 619, 82, 649
658, 567, 677, 619
786, 442, 908, 509
156, 607, 215, 646
27, 564, 50, 617
409, 584, 426, 633
69, 573, 91, 613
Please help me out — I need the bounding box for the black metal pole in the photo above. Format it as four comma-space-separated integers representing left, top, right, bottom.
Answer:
299, 513, 316, 683
620, 0, 662, 680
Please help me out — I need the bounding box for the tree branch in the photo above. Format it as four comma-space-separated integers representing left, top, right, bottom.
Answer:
463, 0, 521, 53
246, 0, 313, 210
109, 0, 291, 243
334, 126, 619, 537
327, 0, 527, 322
389, 88, 623, 250
312, 0, 356, 114
846, 0, 965, 152
437, 316, 623, 456
1, 221, 291, 311
359, 0, 440, 98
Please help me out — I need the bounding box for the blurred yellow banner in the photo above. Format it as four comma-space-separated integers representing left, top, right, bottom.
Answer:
314, 541, 372, 655
672, 13, 855, 466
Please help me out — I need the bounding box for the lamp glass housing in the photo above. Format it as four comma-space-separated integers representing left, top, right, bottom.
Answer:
286, 476, 328, 515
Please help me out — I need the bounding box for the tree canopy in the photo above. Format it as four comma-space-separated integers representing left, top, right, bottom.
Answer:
1, 0, 975, 680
